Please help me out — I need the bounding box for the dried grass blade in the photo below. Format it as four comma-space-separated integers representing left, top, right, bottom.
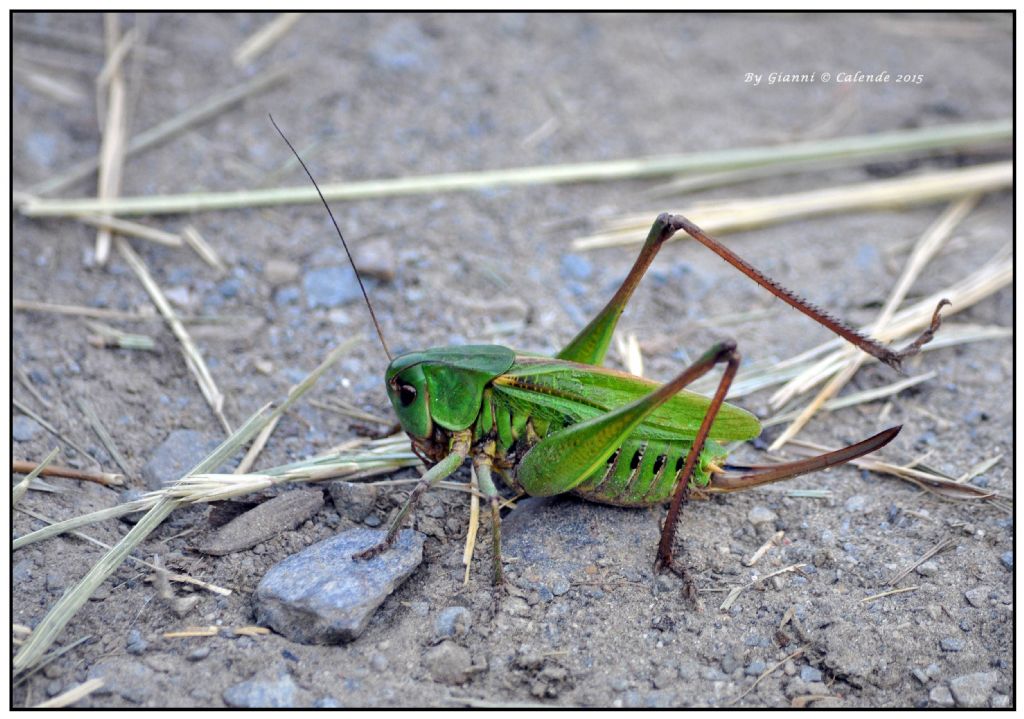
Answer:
12, 400, 278, 672
13, 398, 94, 460
75, 214, 182, 247
12, 447, 60, 505
76, 397, 131, 475
573, 162, 1010, 250
116, 238, 230, 433
769, 254, 1012, 409
768, 196, 977, 450
182, 224, 228, 274
94, 14, 128, 266
26, 66, 290, 197
33, 678, 105, 708
233, 12, 304, 67
19, 122, 1011, 217
762, 372, 936, 428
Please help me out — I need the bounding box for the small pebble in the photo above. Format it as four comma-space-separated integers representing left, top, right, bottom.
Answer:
304, 266, 363, 308
940, 637, 965, 652
369, 653, 389, 672
424, 641, 473, 685
964, 586, 991, 608
745, 661, 766, 676
223, 673, 298, 708
916, 560, 938, 577
844, 494, 869, 513
188, 647, 211, 662
264, 259, 300, 285
747, 506, 777, 525
550, 576, 571, 596
949, 671, 999, 708
126, 629, 148, 655
929, 685, 955, 707
560, 253, 593, 280
434, 606, 472, 639
999, 551, 1012, 571
13, 416, 42, 442
800, 666, 823, 682
991, 693, 1010, 708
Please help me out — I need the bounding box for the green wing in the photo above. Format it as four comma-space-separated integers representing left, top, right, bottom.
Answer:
492, 356, 760, 441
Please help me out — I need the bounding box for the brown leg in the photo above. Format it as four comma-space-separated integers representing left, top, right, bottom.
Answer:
654, 341, 741, 575
662, 214, 949, 371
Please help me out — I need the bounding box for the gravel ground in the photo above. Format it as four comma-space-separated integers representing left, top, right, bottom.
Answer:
12, 12, 1013, 708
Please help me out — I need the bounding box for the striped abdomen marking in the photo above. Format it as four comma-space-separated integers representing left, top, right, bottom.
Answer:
571, 436, 723, 507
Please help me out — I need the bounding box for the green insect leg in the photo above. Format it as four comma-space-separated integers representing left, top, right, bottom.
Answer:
357, 430, 471, 560
556, 214, 676, 366
517, 341, 739, 498
655, 342, 740, 576
472, 453, 504, 585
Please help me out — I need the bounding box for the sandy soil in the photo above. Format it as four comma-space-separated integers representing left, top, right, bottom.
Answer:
11, 12, 1013, 708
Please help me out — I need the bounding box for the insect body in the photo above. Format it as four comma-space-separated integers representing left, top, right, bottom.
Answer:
272, 119, 946, 585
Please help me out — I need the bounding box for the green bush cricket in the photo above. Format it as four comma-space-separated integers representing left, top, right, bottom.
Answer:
272, 118, 948, 585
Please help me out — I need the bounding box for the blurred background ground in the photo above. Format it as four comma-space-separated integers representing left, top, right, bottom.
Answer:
11, 12, 1013, 708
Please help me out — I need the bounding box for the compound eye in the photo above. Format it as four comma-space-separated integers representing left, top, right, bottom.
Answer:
398, 383, 417, 407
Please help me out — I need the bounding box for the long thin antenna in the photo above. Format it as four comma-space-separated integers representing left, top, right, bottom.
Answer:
269, 115, 392, 361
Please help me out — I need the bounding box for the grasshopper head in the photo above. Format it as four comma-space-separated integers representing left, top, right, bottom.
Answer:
385, 345, 517, 442
385, 358, 433, 440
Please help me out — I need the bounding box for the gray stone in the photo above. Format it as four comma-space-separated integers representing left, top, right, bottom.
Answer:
747, 506, 777, 525
126, 629, 148, 655
844, 494, 869, 513
223, 672, 298, 708
141, 430, 222, 490
87, 657, 154, 703
550, 576, 571, 596
561, 253, 593, 280
255, 528, 425, 644
991, 693, 1011, 708
117, 489, 150, 524
274, 286, 300, 306
264, 259, 300, 285
369, 653, 389, 672
1000, 551, 1012, 570
434, 606, 472, 639
949, 671, 999, 708
916, 560, 939, 577
800, 665, 823, 682
327, 481, 379, 522
964, 585, 991, 608
424, 641, 473, 684
199, 488, 324, 555
353, 239, 396, 281
652, 667, 677, 689
940, 637, 965, 652
13, 416, 42, 442
304, 266, 363, 308
369, 17, 436, 72
746, 661, 766, 676
929, 685, 954, 708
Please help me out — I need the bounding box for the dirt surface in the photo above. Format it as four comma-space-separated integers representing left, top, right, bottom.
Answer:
11, 12, 1013, 708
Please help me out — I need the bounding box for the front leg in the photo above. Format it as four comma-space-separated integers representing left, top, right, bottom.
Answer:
472, 446, 504, 585
357, 430, 471, 560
